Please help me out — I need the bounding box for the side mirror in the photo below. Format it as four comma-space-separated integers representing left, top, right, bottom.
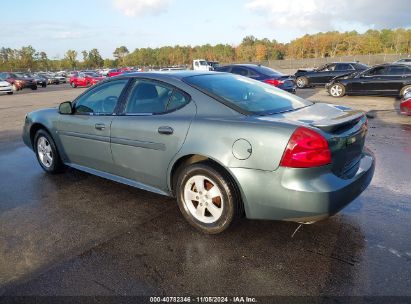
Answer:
59, 101, 73, 114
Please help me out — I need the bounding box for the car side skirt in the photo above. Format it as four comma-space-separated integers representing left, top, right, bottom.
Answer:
65, 162, 171, 197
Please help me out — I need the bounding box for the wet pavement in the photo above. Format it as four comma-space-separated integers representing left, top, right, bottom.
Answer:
0, 87, 410, 296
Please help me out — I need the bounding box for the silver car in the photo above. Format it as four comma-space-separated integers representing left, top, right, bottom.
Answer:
22, 72, 375, 234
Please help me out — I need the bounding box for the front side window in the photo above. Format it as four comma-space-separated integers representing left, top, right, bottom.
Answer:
184, 74, 312, 115
366, 66, 388, 76
125, 80, 189, 114
74, 79, 129, 115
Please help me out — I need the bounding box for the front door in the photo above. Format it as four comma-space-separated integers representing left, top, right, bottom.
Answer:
56, 78, 129, 172
110, 79, 196, 192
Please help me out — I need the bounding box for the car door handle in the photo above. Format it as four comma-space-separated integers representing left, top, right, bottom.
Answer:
158, 126, 174, 135
95, 123, 106, 130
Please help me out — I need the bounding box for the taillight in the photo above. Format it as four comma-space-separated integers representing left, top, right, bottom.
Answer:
280, 127, 331, 168
264, 79, 284, 87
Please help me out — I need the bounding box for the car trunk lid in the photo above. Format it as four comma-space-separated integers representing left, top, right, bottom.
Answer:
257, 103, 368, 178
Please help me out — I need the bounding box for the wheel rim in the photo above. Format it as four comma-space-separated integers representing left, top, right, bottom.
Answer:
296, 78, 305, 88
330, 85, 342, 97
37, 136, 53, 168
183, 175, 224, 224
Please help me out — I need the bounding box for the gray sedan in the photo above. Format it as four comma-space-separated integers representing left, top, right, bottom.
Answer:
22, 72, 375, 234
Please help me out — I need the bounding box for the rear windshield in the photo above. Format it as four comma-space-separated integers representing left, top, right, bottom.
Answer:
184, 74, 312, 115
253, 65, 282, 76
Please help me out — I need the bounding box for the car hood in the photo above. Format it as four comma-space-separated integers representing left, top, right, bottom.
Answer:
254, 102, 364, 132
0, 80, 11, 86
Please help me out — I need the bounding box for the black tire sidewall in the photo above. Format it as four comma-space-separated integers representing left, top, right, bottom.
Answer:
176, 163, 235, 234
34, 130, 63, 174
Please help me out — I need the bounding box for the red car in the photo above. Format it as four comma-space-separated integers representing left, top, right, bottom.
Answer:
107, 67, 133, 77
69, 72, 104, 88
400, 91, 411, 116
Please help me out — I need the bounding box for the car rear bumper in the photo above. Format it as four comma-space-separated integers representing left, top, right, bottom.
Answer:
229, 148, 375, 222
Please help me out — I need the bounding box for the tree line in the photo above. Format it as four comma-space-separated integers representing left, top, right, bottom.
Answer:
1, 28, 410, 71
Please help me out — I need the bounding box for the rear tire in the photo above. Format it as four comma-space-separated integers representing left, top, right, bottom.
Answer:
31, 86, 37, 90
329, 83, 345, 98
400, 85, 411, 98
296, 76, 308, 88
176, 162, 237, 234
34, 129, 65, 174
70, 82, 77, 88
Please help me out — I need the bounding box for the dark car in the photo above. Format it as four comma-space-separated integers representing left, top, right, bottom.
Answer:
0, 72, 37, 91
216, 64, 296, 93
294, 62, 368, 88
20, 73, 47, 88
326, 64, 411, 98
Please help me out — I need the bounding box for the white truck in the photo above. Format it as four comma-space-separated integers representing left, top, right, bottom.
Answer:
193, 59, 213, 71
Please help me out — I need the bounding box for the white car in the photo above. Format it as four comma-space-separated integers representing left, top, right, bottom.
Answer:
193, 59, 213, 71
394, 58, 411, 65
0, 80, 13, 95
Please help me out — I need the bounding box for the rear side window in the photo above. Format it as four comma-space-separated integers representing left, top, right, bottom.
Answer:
387, 66, 407, 75
125, 80, 189, 114
231, 67, 249, 76
335, 64, 354, 71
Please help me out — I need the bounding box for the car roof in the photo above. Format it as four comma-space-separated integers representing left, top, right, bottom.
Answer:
119, 71, 218, 80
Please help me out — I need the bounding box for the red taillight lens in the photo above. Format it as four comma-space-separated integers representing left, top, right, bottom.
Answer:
280, 127, 331, 168
264, 79, 284, 87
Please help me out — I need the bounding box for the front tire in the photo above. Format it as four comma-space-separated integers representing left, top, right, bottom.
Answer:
7, 92, 13, 95
296, 76, 308, 88
176, 163, 237, 234
329, 83, 345, 97
34, 129, 65, 174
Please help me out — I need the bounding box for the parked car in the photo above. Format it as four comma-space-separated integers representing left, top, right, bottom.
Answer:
294, 62, 369, 88
216, 64, 296, 93
107, 68, 132, 77
32, 74, 48, 88
50, 73, 67, 83
193, 59, 212, 71
0, 80, 13, 95
0, 72, 37, 90
23, 71, 375, 234
38, 73, 59, 85
400, 91, 411, 115
207, 61, 220, 70
20, 73, 47, 88
326, 64, 411, 98
69, 72, 104, 88
394, 58, 411, 65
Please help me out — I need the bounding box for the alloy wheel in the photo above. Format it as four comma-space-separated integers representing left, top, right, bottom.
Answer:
37, 136, 53, 168
330, 84, 343, 97
183, 175, 224, 224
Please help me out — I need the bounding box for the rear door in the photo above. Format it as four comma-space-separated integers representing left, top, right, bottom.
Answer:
379, 65, 409, 94
56, 78, 129, 172
110, 79, 196, 192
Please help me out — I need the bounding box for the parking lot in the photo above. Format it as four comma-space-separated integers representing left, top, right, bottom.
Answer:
0, 85, 410, 296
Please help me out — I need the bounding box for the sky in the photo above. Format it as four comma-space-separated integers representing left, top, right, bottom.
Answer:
1, 0, 410, 59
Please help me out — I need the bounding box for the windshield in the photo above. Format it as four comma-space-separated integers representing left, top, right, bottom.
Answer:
199, 61, 208, 66
184, 74, 312, 115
